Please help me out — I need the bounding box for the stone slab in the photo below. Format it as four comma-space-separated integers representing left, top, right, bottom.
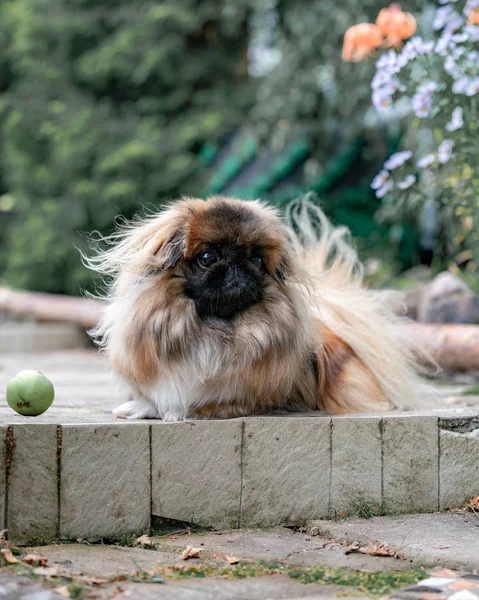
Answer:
151, 420, 242, 529
241, 417, 330, 526
60, 423, 150, 540
382, 416, 439, 514
7, 424, 58, 543
440, 429, 479, 510
331, 417, 382, 516
308, 512, 479, 572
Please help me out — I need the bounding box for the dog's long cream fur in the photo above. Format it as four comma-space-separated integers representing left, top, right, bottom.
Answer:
84, 196, 431, 420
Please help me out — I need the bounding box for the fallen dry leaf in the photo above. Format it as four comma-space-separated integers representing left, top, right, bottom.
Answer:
1, 548, 19, 564
180, 545, 203, 560
22, 553, 48, 566
345, 541, 406, 560
55, 586, 71, 598
33, 566, 64, 577
434, 545, 451, 550
134, 535, 156, 548
466, 496, 479, 512
224, 555, 239, 565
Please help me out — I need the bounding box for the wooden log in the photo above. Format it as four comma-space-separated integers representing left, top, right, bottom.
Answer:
404, 322, 479, 372
0, 287, 101, 330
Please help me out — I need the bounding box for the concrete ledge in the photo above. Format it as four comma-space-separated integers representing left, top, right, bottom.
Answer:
0, 414, 477, 544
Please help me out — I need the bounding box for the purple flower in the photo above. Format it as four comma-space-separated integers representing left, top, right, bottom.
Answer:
375, 179, 394, 199
372, 89, 393, 112
419, 82, 438, 93
412, 91, 432, 117
417, 154, 435, 168
466, 78, 479, 96
444, 55, 457, 75
438, 139, 454, 164
465, 25, 479, 41
376, 50, 400, 74
384, 151, 413, 170
452, 77, 470, 93
435, 32, 453, 55
446, 106, 464, 131
434, 5, 456, 30
371, 170, 389, 190
372, 70, 392, 89
398, 175, 416, 190
452, 32, 469, 42
445, 15, 466, 32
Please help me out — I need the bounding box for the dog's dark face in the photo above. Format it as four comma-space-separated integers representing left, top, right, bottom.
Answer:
177, 198, 289, 321
184, 241, 266, 320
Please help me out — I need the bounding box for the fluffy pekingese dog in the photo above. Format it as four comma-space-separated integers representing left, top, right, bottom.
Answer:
85, 195, 430, 420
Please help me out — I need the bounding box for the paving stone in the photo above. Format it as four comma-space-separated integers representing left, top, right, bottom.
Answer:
7, 424, 58, 544
308, 512, 479, 572
151, 420, 242, 529
382, 416, 439, 514
440, 429, 479, 510
241, 417, 330, 526
331, 417, 381, 516
60, 423, 150, 540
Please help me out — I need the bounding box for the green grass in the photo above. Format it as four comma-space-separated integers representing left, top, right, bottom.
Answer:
461, 386, 479, 396
157, 560, 427, 596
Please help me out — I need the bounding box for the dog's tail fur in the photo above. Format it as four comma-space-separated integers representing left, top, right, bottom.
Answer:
286, 196, 435, 411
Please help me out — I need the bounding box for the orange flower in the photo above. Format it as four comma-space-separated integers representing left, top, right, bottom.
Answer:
376, 4, 417, 47
342, 23, 383, 62
467, 8, 479, 25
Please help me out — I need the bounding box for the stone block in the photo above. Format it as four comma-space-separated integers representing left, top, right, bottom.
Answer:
382, 416, 439, 514
7, 424, 58, 543
60, 424, 150, 540
241, 417, 330, 526
151, 420, 242, 529
331, 417, 382, 516
440, 429, 479, 509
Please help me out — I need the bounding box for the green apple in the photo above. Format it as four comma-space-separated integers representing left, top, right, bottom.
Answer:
6, 370, 54, 416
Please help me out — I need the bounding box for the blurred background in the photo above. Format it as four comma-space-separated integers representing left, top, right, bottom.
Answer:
0, 0, 475, 300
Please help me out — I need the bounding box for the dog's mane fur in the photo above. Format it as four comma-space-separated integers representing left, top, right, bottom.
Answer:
82, 195, 433, 419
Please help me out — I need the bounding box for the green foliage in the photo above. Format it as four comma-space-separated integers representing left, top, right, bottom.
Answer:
0, 0, 253, 294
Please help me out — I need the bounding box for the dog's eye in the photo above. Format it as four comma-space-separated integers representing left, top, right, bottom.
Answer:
197, 248, 219, 268
250, 255, 263, 269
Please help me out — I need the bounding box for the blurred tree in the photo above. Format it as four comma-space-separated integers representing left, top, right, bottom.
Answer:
0, 0, 253, 294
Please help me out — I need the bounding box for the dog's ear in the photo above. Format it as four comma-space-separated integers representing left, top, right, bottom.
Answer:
153, 229, 186, 270
140, 205, 191, 270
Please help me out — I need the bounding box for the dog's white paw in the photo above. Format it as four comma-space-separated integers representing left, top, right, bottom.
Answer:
112, 399, 159, 420
162, 410, 187, 422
